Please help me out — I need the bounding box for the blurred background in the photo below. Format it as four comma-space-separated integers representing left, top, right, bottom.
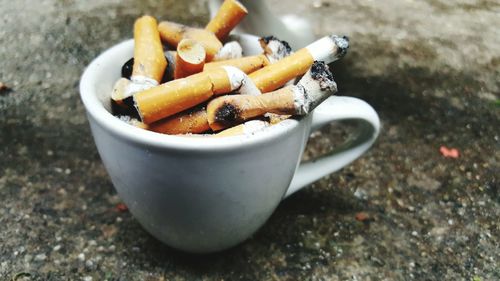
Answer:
0, 0, 498, 280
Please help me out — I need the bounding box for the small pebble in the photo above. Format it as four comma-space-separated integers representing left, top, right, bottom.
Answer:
0, 82, 10, 92
78, 253, 85, 261
53, 245, 61, 252
83, 276, 93, 281
85, 260, 94, 269
34, 253, 47, 261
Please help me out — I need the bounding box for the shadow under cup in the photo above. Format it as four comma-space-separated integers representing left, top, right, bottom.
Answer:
80, 36, 316, 253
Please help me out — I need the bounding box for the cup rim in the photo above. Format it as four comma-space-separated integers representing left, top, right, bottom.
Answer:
79, 38, 303, 152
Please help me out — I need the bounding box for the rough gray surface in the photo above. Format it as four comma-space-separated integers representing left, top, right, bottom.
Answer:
1, 0, 499, 280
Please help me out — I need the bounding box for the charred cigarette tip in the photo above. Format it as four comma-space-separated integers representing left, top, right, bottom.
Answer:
214, 102, 239, 124
260, 36, 292, 54
331, 35, 349, 57
310, 61, 337, 92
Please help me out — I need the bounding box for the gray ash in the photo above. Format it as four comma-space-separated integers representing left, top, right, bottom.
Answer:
331, 35, 349, 58
310, 61, 337, 92
259, 36, 292, 54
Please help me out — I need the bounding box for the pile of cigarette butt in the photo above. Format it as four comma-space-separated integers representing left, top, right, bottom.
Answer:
111, 0, 349, 137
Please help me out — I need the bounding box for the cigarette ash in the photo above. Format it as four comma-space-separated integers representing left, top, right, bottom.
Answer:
310, 61, 337, 92
260, 36, 292, 54
214, 102, 241, 125
259, 36, 292, 63
331, 35, 349, 58
117, 115, 143, 128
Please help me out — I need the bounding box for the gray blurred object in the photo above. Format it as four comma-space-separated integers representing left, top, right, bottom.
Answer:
208, 0, 315, 49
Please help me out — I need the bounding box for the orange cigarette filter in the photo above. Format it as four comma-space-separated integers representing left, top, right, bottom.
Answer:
134, 67, 232, 124
133, 15, 167, 82
206, 0, 248, 41
148, 107, 210, 135
249, 35, 349, 93
249, 48, 314, 93
158, 21, 222, 61
174, 39, 206, 79
203, 54, 270, 74
207, 87, 295, 131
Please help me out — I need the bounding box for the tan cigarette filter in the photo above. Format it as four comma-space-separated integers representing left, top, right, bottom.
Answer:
214, 120, 269, 137
174, 39, 206, 79
206, 86, 295, 131
133, 15, 167, 82
250, 35, 349, 93
206, 0, 248, 40
205, 67, 232, 95
134, 67, 237, 124
148, 107, 210, 135
134, 73, 214, 124
204, 54, 270, 74
249, 48, 314, 93
158, 21, 223, 61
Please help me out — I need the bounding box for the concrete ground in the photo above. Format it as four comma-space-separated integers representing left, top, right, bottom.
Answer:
0, 0, 498, 280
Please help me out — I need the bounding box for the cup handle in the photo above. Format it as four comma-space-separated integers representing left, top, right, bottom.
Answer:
284, 96, 381, 198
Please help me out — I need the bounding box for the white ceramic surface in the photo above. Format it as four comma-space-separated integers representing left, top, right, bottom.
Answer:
79, 35, 380, 253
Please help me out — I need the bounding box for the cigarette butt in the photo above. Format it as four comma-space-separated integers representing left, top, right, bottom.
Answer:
204, 37, 290, 75
111, 78, 132, 103
134, 66, 257, 124
174, 39, 206, 79
213, 41, 243, 61
207, 61, 337, 130
134, 73, 214, 124
293, 61, 337, 114
204, 54, 270, 74
158, 21, 223, 61
206, 0, 248, 41
148, 107, 210, 135
250, 35, 348, 93
205, 67, 232, 95
249, 48, 313, 93
133, 15, 167, 83
207, 86, 295, 131
214, 120, 268, 137
259, 36, 292, 64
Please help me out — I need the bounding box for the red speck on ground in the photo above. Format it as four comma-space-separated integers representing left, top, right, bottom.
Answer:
115, 203, 128, 212
439, 146, 460, 158
355, 212, 369, 222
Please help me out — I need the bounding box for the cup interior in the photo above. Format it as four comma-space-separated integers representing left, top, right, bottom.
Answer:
79, 34, 301, 151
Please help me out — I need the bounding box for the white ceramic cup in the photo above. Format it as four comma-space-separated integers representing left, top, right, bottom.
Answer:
79, 34, 380, 253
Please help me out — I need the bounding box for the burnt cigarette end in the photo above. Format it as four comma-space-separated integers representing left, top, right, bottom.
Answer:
121, 57, 134, 79
310, 61, 337, 92
260, 35, 278, 45
111, 96, 140, 119
331, 35, 349, 58
259, 36, 292, 54
214, 102, 240, 124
